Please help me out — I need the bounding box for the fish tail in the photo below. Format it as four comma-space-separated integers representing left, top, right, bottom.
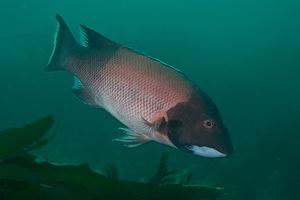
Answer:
45, 14, 82, 72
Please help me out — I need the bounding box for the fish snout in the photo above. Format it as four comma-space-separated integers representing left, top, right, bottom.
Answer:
215, 126, 234, 156
182, 126, 234, 158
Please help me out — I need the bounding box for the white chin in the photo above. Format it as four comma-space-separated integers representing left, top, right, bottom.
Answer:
187, 145, 226, 158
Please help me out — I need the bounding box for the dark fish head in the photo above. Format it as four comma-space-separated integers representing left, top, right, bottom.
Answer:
166, 90, 233, 158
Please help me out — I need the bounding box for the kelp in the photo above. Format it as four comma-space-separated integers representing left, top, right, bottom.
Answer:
0, 115, 54, 160
149, 151, 194, 185
103, 164, 119, 180
0, 116, 224, 200
149, 151, 178, 184
0, 155, 223, 200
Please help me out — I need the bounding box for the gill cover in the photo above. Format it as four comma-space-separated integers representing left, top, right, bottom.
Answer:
166, 91, 233, 157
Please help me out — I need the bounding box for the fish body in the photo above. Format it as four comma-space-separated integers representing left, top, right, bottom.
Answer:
46, 15, 233, 157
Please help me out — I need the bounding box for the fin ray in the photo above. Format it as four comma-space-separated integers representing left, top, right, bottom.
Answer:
142, 117, 166, 134
45, 14, 82, 72
80, 25, 119, 49
113, 128, 150, 147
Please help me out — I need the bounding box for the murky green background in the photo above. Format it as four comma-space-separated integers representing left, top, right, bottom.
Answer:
1, 0, 300, 199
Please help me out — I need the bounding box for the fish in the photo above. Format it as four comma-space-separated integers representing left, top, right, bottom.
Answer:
46, 14, 233, 158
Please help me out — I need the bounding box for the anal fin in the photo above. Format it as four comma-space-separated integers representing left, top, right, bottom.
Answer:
113, 128, 151, 147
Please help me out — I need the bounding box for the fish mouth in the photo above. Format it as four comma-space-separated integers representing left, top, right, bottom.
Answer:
184, 145, 227, 158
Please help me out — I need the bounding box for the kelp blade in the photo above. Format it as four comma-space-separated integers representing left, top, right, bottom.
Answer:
0, 155, 223, 200
0, 115, 54, 159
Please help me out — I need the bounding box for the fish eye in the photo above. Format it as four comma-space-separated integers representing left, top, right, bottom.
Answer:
203, 119, 214, 128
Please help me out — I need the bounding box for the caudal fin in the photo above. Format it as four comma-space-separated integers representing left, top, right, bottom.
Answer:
45, 14, 81, 72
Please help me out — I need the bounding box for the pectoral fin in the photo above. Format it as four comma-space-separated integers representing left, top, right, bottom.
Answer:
142, 117, 166, 133
113, 128, 151, 147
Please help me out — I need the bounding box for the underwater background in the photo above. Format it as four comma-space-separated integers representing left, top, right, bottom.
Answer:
1, 0, 300, 199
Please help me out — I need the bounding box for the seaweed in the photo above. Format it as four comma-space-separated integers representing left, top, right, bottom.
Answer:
149, 151, 178, 184
103, 164, 119, 180
149, 151, 194, 185
0, 115, 54, 160
0, 116, 224, 200
0, 155, 223, 200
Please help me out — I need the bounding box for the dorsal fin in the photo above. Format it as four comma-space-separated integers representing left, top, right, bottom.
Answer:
80, 25, 119, 48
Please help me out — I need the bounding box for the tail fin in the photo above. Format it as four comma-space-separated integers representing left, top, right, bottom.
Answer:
45, 14, 81, 72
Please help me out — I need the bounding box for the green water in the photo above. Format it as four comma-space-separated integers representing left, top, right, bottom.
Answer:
1, 0, 300, 199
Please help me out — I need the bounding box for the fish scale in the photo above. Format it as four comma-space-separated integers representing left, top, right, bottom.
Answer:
90, 48, 192, 136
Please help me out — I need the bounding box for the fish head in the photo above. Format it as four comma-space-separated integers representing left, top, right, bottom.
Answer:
166, 91, 233, 158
